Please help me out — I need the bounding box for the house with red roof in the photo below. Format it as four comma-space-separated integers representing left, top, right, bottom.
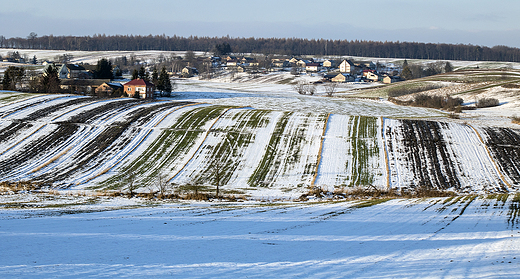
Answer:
123, 78, 155, 99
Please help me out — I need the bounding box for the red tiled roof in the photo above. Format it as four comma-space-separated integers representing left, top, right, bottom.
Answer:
124, 79, 154, 86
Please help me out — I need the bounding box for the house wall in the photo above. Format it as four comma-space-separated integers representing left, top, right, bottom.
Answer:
339, 61, 352, 73
366, 72, 380, 81
332, 74, 346, 82
383, 76, 393, 84
125, 85, 153, 99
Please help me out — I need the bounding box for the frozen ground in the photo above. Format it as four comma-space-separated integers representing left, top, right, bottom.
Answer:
168, 79, 445, 118
1, 49, 520, 277
0, 193, 519, 278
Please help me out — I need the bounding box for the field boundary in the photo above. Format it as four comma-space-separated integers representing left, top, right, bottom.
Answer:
311, 112, 331, 186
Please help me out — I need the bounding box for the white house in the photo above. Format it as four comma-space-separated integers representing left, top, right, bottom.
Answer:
339, 60, 355, 73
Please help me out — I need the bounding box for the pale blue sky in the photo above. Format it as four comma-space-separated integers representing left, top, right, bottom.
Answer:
2, 0, 519, 47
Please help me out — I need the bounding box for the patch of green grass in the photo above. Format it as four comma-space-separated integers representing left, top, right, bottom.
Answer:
354, 81, 439, 98
248, 112, 292, 187
0, 92, 42, 104
277, 77, 295, 84
95, 105, 231, 190
190, 109, 272, 187
347, 116, 380, 186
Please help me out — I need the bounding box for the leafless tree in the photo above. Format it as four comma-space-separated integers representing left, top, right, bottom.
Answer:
292, 80, 307, 94
324, 82, 339, 97
305, 83, 317, 95
155, 172, 171, 197
229, 68, 237, 82
124, 171, 138, 196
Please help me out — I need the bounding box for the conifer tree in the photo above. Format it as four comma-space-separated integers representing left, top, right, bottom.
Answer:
131, 69, 138, 80
401, 60, 413, 80
2, 66, 25, 90
401, 66, 413, 80
151, 67, 159, 85
94, 58, 114, 79
138, 66, 148, 81
444, 62, 453, 73
40, 64, 60, 93
1, 72, 11, 90
157, 67, 173, 96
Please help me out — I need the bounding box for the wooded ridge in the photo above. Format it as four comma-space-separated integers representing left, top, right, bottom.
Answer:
2, 34, 520, 62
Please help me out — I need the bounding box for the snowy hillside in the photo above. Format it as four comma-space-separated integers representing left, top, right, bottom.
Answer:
0, 91, 519, 198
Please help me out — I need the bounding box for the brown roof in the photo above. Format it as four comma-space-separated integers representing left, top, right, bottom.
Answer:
124, 78, 154, 86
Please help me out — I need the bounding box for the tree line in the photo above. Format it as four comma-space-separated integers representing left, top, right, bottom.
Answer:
2, 34, 520, 62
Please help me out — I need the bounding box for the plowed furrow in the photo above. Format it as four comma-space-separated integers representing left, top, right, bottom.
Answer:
34, 101, 192, 185
0, 96, 61, 119
0, 123, 80, 177
0, 121, 33, 144
399, 120, 460, 190
22, 97, 93, 121
482, 127, 520, 184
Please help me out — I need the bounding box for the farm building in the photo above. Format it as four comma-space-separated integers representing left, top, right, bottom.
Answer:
123, 78, 155, 99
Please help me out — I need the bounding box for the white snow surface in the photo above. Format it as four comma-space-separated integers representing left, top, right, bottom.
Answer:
0, 194, 519, 278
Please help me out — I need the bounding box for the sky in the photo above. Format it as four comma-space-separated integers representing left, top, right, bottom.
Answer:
2, 0, 520, 48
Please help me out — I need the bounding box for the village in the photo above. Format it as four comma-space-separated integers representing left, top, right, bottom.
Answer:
1, 50, 407, 99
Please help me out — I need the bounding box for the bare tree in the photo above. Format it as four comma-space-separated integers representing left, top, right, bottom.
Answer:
323, 82, 339, 97
124, 171, 138, 196
292, 80, 307, 94
155, 172, 170, 197
305, 83, 317, 95
229, 68, 237, 82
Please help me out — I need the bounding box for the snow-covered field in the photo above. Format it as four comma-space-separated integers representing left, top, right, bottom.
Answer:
1, 89, 519, 198
0, 193, 519, 278
2, 49, 520, 277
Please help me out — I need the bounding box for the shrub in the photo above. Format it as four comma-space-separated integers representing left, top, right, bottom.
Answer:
501, 83, 520, 89
476, 98, 499, 108
412, 94, 463, 111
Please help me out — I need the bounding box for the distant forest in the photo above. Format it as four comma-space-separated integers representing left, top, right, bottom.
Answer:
2, 34, 520, 62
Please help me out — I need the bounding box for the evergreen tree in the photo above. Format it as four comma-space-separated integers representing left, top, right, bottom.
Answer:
157, 67, 172, 96
94, 58, 114, 79
40, 64, 61, 93
1, 72, 11, 90
138, 66, 148, 81
151, 67, 159, 85
401, 65, 413, 80
444, 62, 453, 73
114, 68, 123, 78
214, 42, 232, 56
2, 66, 25, 90
131, 69, 139, 80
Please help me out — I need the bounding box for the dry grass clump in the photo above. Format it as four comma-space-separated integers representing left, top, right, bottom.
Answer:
512, 115, 520, 125
0, 180, 44, 194
299, 185, 456, 201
